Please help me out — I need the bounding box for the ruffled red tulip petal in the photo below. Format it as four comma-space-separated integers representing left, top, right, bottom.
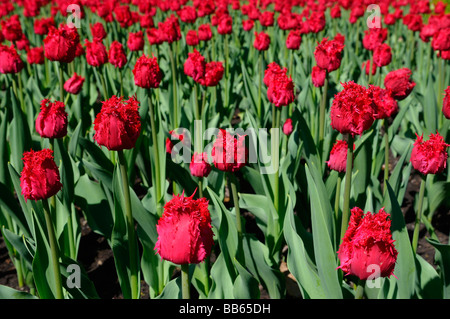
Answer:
184, 49, 206, 82
282, 118, 294, 136
311, 66, 326, 87
64, 72, 85, 95
443, 86, 450, 119
199, 61, 224, 87
108, 40, 127, 69
330, 81, 375, 137
43, 25, 80, 63
384, 68, 416, 101
20, 149, 63, 201
158, 15, 181, 43
410, 132, 449, 175
337, 207, 398, 281
0, 44, 24, 74
264, 62, 287, 87
127, 31, 145, 52
314, 37, 345, 73
93, 95, 141, 151
90, 22, 107, 42
267, 74, 295, 107
27, 47, 45, 65
132, 54, 162, 89
1, 14, 23, 42
36, 99, 68, 139
286, 30, 302, 50
212, 129, 248, 173
362, 28, 388, 51
155, 192, 214, 265
327, 139, 353, 173
84, 39, 108, 67
369, 85, 398, 119
253, 31, 270, 51
373, 43, 392, 67
190, 152, 212, 178
432, 28, 450, 52
198, 24, 212, 41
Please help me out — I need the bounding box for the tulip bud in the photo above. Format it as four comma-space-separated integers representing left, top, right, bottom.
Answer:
64, 73, 85, 95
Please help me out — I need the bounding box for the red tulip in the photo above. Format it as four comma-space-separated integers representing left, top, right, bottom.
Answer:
432, 28, 450, 52
198, 24, 212, 41
64, 73, 85, 95
443, 86, 450, 119
190, 152, 212, 178
362, 59, 377, 76
27, 47, 45, 65
84, 39, 108, 67
311, 66, 326, 87
314, 37, 345, 73
259, 11, 275, 27
286, 30, 302, 50
327, 139, 354, 173
337, 207, 398, 281
147, 28, 164, 45
93, 95, 141, 151
369, 85, 398, 119
177, 5, 197, 24
158, 15, 181, 43
43, 25, 80, 63
384, 68, 416, 101
1, 14, 23, 42
35, 99, 68, 139
217, 15, 233, 35
166, 130, 186, 154
410, 132, 449, 175
20, 149, 63, 201
155, 192, 214, 265
211, 129, 248, 173
362, 28, 388, 51
253, 31, 270, 51
132, 54, 162, 89
108, 40, 127, 69
242, 19, 254, 31
198, 61, 224, 87
264, 62, 287, 87
185, 30, 199, 46
282, 118, 294, 136
267, 72, 295, 107
0, 44, 24, 74
90, 22, 107, 42
373, 43, 392, 67
33, 17, 55, 35
330, 81, 375, 137
114, 5, 133, 28
127, 31, 145, 51
184, 49, 206, 82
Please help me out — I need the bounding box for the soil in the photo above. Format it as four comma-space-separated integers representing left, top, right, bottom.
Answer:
0, 160, 448, 299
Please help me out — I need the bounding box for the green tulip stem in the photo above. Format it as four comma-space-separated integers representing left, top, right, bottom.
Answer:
117, 150, 139, 299
257, 52, 263, 124
42, 198, 64, 299
168, 43, 178, 128
181, 263, 190, 299
59, 62, 64, 102
148, 92, 162, 216
340, 134, 355, 241
383, 119, 390, 195
319, 71, 329, 156
335, 174, 342, 222
412, 176, 426, 255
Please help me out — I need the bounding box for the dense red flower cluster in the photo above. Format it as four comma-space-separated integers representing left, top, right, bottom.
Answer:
184, 49, 224, 87
264, 62, 295, 107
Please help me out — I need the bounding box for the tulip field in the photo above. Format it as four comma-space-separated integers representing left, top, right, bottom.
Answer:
0, 0, 450, 302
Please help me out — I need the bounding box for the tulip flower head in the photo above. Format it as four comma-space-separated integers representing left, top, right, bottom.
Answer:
410, 132, 449, 175
337, 207, 398, 281
155, 192, 214, 265
93, 95, 141, 151
20, 149, 63, 202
